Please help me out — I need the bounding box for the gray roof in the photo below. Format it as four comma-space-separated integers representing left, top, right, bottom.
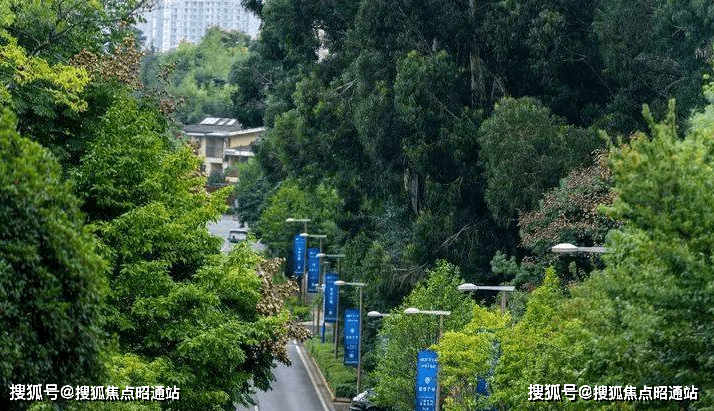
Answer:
183, 117, 243, 135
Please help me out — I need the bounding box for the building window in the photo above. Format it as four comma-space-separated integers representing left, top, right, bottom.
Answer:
205, 138, 222, 158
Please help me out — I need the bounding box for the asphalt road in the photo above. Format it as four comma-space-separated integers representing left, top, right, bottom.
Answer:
235, 342, 333, 411
206, 214, 266, 253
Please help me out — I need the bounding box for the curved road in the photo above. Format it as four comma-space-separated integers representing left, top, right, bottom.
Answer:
236, 341, 332, 411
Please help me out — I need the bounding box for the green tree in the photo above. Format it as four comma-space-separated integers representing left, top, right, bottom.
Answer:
567, 98, 714, 408
256, 178, 341, 272
371, 261, 474, 411
0, 108, 107, 411
492, 98, 714, 410
70, 93, 307, 410
4, 0, 144, 62
435, 306, 508, 411
491, 267, 591, 410
139, 27, 251, 124
480, 0, 609, 124
593, 0, 713, 132
478, 97, 601, 227
233, 158, 273, 227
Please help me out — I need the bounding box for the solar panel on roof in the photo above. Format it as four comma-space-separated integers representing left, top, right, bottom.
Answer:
201, 117, 219, 125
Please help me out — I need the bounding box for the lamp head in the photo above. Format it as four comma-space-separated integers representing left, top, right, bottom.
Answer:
552, 243, 578, 253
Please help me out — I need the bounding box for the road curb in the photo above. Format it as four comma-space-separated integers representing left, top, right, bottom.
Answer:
298, 340, 352, 410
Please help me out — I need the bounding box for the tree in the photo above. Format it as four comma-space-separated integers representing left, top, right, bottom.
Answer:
517, 149, 620, 284
139, 27, 251, 125
0, 108, 107, 411
255, 178, 341, 274
593, 0, 713, 132
478, 97, 601, 227
491, 267, 591, 410
70, 93, 308, 410
479, 0, 609, 125
492, 97, 714, 410
566, 98, 714, 408
232, 158, 273, 227
435, 306, 508, 411
4, 0, 143, 62
519, 150, 616, 255
371, 261, 474, 411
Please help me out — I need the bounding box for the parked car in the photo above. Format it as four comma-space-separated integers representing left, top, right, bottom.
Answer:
349, 388, 385, 411
227, 229, 248, 243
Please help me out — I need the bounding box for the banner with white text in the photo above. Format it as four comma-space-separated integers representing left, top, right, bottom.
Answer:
416, 349, 438, 411
343, 309, 360, 366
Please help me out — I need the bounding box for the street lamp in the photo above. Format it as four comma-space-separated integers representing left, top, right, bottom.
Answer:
285, 218, 311, 302
335, 280, 367, 392
404, 307, 451, 411
367, 310, 391, 318
457, 284, 515, 314
551, 242, 607, 254
285, 217, 311, 225
299, 232, 327, 305
316, 253, 345, 343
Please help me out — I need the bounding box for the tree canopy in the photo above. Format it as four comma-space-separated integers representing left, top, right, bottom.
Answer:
0, 108, 106, 411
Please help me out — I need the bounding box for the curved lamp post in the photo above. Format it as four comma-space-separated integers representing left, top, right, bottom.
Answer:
404, 308, 451, 411
551, 242, 607, 254
299, 232, 327, 305
335, 280, 367, 392
457, 284, 515, 314
316, 253, 345, 344
285, 218, 311, 302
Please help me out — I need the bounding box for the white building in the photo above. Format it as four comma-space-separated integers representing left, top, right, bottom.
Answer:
136, 0, 261, 52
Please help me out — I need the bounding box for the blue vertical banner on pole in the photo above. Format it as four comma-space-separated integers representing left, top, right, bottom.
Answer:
415, 349, 438, 411
307, 247, 320, 293
343, 309, 360, 366
323, 272, 339, 323
293, 235, 306, 277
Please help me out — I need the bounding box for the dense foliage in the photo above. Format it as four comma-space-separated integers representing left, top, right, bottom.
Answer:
232, 1, 714, 408
5, 0, 714, 409
371, 261, 474, 411
1, 1, 308, 410
140, 27, 254, 125
236, 0, 714, 305
0, 109, 107, 411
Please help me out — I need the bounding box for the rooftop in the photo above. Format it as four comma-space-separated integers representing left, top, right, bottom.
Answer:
183, 118, 243, 135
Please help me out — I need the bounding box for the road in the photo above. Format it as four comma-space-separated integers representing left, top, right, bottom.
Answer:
206, 214, 266, 253
235, 341, 333, 411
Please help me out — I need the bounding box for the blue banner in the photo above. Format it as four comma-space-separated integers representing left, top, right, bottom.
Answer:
416, 349, 438, 411
307, 247, 320, 293
293, 235, 306, 276
323, 272, 339, 323
476, 377, 489, 395
343, 308, 360, 366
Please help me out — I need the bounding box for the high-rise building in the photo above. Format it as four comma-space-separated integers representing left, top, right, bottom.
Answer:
135, 0, 261, 52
